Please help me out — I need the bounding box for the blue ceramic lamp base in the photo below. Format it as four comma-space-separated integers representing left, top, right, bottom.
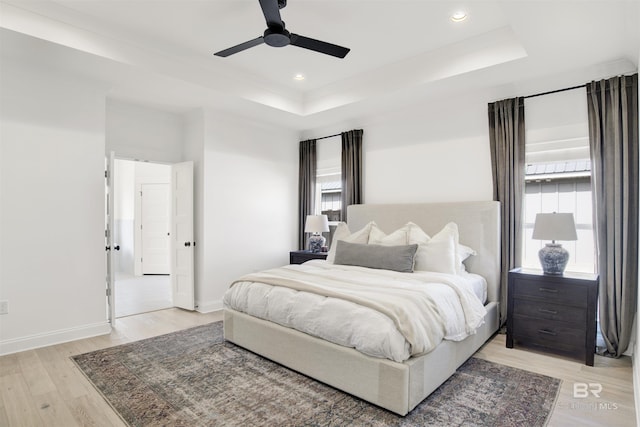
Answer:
538, 243, 569, 275
308, 234, 326, 253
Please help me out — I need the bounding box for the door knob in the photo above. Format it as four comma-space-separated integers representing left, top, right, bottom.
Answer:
114, 245, 120, 251
184, 242, 191, 247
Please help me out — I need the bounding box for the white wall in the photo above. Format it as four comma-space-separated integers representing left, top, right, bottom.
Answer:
194, 109, 298, 312
304, 92, 495, 205
106, 99, 184, 163
364, 95, 496, 204
0, 59, 110, 354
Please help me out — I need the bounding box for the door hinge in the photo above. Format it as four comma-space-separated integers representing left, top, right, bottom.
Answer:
106, 288, 111, 297
105, 170, 109, 179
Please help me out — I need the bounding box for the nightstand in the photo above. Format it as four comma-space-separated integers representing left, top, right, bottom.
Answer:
289, 250, 328, 264
506, 268, 599, 366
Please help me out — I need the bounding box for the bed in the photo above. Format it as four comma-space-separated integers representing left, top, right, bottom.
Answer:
223, 201, 500, 416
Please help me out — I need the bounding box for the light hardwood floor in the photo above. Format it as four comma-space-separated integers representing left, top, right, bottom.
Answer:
0, 309, 635, 426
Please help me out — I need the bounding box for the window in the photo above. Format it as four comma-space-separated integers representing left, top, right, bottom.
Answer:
315, 136, 342, 243
318, 175, 341, 221
523, 90, 595, 274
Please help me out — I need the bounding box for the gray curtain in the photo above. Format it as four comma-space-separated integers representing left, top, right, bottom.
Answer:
488, 97, 526, 326
341, 129, 363, 221
587, 73, 638, 358
298, 139, 317, 250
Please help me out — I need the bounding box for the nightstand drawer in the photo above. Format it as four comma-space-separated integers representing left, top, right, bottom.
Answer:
512, 316, 585, 351
289, 250, 328, 264
512, 279, 587, 307
513, 298, 586, 324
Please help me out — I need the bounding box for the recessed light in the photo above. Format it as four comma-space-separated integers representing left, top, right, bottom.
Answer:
294, 73, 305, 81
451, 11, 467, 22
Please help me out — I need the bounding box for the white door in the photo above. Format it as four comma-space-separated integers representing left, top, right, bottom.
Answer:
141, 183, 170, 274
106, 152, 116, 324
171, 161, 195, 310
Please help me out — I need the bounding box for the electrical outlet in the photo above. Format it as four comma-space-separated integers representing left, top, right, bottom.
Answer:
0, 300, 8, 315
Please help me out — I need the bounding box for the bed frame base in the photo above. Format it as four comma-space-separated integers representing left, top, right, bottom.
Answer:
224, 302, 499, 416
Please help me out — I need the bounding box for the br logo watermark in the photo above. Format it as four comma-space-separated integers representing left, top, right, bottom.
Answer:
573, 382, 602, 398
569, 383, 618, 411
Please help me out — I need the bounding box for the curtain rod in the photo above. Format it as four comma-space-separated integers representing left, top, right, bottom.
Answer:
523, 72, 637, 100
523, 83, 586, 99
310, 128, 363, 141
314, 132, 342, 141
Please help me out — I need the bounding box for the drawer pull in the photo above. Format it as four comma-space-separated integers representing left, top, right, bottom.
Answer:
539, 287, 558, 293
538, 329, 557, 336
538, 308, 558, 315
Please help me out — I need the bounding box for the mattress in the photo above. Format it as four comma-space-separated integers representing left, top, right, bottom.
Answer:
223, 260, 487, 362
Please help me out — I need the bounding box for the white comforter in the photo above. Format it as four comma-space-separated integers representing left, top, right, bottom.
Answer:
223, 260, 487, 362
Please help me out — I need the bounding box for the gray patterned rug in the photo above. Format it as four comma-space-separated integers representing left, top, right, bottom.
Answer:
72, 322, 560, 426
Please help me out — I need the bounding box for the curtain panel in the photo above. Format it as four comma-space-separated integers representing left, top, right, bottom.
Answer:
587, 73, 639, 358
487, 97, 526, 326
341, 129, 364, 221
298, 139, 317, 250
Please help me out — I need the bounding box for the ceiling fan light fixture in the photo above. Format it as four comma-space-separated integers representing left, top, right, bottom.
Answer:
451, 11, 468, 22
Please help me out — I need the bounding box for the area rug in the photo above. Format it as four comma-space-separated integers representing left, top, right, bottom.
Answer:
72, 322, 561, 426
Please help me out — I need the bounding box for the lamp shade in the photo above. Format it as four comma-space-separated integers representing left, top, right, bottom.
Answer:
532, 213, 578, 241
304, 215, 330, 233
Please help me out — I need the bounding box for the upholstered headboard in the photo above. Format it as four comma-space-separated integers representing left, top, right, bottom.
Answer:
347, 201, 501, 303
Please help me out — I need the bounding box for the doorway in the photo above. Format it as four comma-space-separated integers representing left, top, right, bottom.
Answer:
114, 159, 172, 317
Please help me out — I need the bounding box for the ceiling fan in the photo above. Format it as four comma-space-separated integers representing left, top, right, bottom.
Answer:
214, 0, 350, 59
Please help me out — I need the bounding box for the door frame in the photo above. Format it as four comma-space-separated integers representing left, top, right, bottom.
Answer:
106, 152, 116, 325
106, 155, 196, 321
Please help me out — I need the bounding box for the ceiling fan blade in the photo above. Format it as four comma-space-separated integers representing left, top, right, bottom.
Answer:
214, 37, 264, 57
290, 34, 350, 58
258, 0, 284, 29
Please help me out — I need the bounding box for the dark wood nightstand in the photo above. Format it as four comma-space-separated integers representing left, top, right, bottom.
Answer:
506, 268, 599, 366
289, 250, 328, 264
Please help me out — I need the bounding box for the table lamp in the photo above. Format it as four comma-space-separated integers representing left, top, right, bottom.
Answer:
305, 215, 330, 253
532, 212, 578, 275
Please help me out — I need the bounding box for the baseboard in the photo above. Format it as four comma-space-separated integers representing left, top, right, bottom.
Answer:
196, 299, 223, 314
0, 321, 111, 356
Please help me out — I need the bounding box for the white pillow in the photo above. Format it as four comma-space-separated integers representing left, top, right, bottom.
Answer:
406, 222, 430, 245
406, 222, 430, 271
413, 222, 459, 274
368, 224, 409, 246
458, 243, 477, 261
457, 243, 477, 273
407, 221, 474, 274
326, 221, 375, 263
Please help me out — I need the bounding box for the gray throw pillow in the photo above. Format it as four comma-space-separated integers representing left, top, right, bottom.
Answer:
333, 240, 418, 273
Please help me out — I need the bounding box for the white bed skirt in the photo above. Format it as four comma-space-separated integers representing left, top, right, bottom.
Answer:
224, 301, 499, 416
